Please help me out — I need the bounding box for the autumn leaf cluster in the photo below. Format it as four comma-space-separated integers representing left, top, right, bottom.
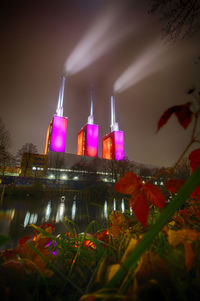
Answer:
115, 172, 165, 226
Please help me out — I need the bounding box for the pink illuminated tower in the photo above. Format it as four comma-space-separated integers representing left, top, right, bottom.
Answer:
77, 87, 99, 157
44, 76, 68, 154
102, 96, 124, 160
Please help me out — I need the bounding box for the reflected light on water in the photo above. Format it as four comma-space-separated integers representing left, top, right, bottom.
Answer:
113, 198, 116, 211
31, 213, 38, 224
10, 209, 15, 220
121, 198, 125, 213
104, 200, 108, 218
24, 211, 30, 227
24, 212, 38, 227
56, 202, 65, 223
71, 200, 76, 220
0, 209, 16, 221
45, 201, 51, 221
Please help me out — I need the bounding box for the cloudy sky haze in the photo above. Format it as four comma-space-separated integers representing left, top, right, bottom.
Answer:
1, 0, 200, 167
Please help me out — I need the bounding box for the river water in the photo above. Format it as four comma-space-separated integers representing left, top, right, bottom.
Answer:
0, 196, 130, 250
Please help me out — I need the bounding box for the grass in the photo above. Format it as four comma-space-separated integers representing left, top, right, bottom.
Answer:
0, 167, 200, 300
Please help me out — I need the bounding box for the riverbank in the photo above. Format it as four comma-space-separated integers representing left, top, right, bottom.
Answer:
0, 169, 200, 300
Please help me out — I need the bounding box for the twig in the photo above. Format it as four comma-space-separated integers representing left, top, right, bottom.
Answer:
145, 112, 199, 184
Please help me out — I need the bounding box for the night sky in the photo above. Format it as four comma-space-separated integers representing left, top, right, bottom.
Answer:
1, 0, 200, 167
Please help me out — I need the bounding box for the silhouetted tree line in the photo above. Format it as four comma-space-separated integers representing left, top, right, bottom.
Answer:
0, 117, 15, 176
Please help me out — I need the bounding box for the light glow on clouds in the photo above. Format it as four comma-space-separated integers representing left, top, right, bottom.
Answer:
114, 41, 168, 93
65, 8, 134, 75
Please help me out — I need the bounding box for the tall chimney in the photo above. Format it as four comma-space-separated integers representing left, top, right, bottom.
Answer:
110, 95, 119, 132
56, 75, 66, 117
88, 85, 94, 124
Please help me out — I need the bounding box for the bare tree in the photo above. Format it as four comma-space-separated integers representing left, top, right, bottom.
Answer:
0, 118, 11, 154
0, 118, 12, 175
0, 151, 16, 176
149, 0, 200, 40
16, 143, 38, 176
106, 157, 135, 182
173, 157, 191, 179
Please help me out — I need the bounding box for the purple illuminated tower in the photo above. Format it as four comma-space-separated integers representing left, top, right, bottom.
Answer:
77, 86, 99, 157
102, 96, 124, 160
44, 76, 68, 154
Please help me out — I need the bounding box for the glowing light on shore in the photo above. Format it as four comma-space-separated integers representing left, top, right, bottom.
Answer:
65, 8, 134, 75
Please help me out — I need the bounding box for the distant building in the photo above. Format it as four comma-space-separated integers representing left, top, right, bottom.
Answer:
0, 166, 20, 177
20, 153, 47, 177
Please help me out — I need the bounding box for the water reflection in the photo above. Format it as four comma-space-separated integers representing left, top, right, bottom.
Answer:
30, 213, 38, 224
121, 198, 125, 213
0, 196, 130, 249
113, 198, 116, 211
56, 202, 65, 223
71, 200, 76, 220
45, 201, 51, 221
104, 200, 108, 218
24, 212, 38, 227
24, 212, 30, 227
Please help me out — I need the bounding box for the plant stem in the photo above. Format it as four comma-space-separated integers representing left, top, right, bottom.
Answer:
145, 113, 199, 184
101, 167, 200, 292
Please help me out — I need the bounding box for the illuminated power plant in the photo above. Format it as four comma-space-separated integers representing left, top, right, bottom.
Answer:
77, 87, 99, 157
102, 96, 124, 160
44, 77, 124, 161
44, 76, 68, 154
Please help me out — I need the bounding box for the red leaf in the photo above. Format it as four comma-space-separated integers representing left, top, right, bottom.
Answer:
115, 172, 143, 195
18, 236, 32, 245
165, 179, 186, 194
157, 102, 192, 131
184, 242, 195, 271
157, 106, 176, 131
190, 185, 200, 199
189, 148, 200, 172
174, 103, 192, 129
130, 191, 149, 226
143, 183, 165, 208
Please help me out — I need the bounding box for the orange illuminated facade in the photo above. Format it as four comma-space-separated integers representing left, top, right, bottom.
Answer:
77, 124, 98, 157
102, 136, 112, 159
102, 131, 124, 161
77, 130, 85, 155
44, 122, 52, 155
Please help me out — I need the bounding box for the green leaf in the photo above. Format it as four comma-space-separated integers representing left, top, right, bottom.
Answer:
27, 242, 84, 294
102, 166, 200, 291
29, 224, 58, 241
0, 234, 10, 246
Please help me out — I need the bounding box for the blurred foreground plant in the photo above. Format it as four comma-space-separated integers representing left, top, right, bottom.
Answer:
0, 94, 200, 300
